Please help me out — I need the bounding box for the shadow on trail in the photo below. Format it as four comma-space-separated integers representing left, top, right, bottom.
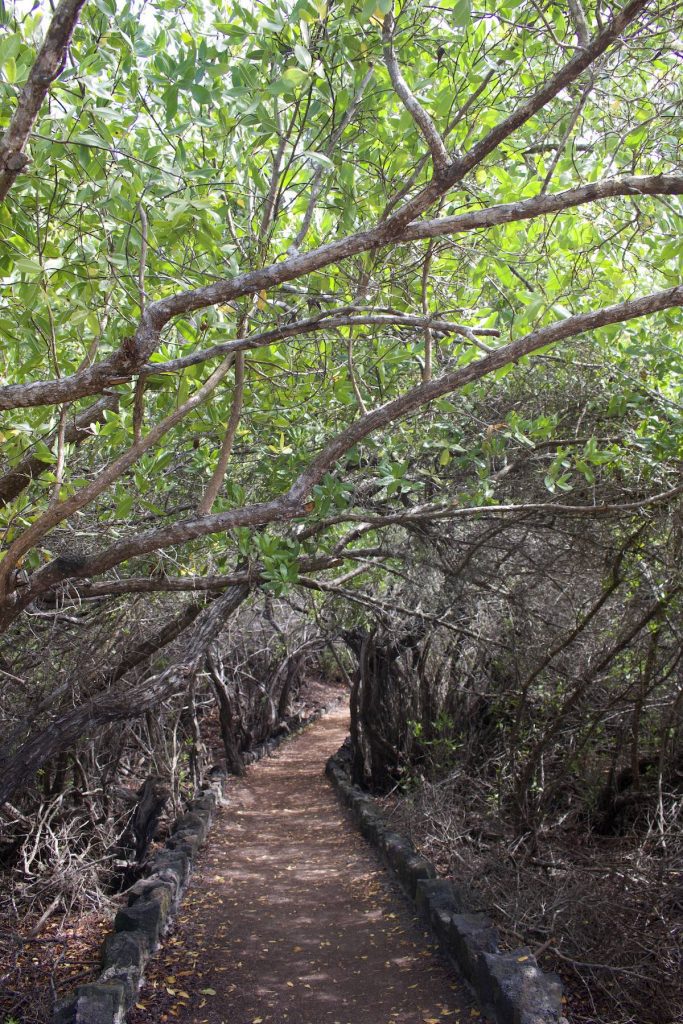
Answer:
129, 709, 475, 1024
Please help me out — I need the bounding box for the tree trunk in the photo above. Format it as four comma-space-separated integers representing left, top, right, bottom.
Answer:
207, 651, 245, 776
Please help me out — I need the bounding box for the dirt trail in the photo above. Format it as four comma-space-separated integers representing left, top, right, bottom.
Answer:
130, 708, 476, 1024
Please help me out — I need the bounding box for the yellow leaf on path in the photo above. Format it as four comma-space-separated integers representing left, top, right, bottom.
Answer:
253, 1018, 264, 1023
200, 988, 216, 995
286, 981, 294, 987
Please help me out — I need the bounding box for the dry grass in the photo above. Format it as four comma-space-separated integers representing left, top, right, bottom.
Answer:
384, 775, 682, 1024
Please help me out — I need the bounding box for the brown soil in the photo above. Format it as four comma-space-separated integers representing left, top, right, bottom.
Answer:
128, 708, 479, 1024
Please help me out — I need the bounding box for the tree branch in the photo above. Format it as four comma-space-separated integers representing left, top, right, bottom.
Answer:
293, 65, 374, 250
1, 167, 678, 413
0, 0, 87, 202
141, 312, 499, 375
197, 352, 246, 515
567, 0, 591, 47
400, 174, 683, 242
3, 284, 679, 627
382, 13, 450, 176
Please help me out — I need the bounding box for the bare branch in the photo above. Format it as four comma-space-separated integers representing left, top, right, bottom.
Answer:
347, 332, 368, 414
132, 376, 145, 443
50, 407, 68, 504
197, 352, 246, 515
568, 0, 591, 47
382, 13, 450, 176
137, 201, 148, 312
540, 77, 593, 194
260, 100, 286, 240
0, 0, 87, 202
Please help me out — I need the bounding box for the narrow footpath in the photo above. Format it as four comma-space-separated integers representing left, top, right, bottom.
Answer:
129, 708, 477, 1024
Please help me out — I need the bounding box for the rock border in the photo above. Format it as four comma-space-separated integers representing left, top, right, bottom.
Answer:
325, 748, 565, 1024
54, 702, 338, 1024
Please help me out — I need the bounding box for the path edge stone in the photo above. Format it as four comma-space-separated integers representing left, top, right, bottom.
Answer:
53, 700, 341, 1024
325, 746, 566, 1024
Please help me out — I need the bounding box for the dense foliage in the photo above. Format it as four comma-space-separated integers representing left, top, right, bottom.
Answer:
0, 0, 681, 1019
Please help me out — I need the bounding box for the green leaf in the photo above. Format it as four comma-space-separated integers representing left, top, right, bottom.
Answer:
450, 0, 471, 28
33, 442, 56, 464
294, 44, 312, 69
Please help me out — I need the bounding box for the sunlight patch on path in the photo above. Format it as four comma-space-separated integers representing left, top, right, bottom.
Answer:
128, 708, 476, 1024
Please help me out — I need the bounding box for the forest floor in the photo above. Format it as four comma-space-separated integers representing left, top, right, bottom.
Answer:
126, 706, 479, 1024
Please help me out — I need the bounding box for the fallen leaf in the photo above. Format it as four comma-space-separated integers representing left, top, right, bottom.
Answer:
200, 987, 216, 995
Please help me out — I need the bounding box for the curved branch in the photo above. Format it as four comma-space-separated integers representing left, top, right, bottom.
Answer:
0, 355, 234, 594
3, 284, 679, 628
382, 13, 450, 176
2, 172, 679, 411
0, 0, 87, 202
39, 550, 385, 601
197, 353, 245, 515
400, 174, 683, 242
0, 0, 654, 412
142, 313, 499, 375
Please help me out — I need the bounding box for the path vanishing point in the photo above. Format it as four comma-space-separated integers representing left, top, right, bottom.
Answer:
128, 707, 478, 1024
